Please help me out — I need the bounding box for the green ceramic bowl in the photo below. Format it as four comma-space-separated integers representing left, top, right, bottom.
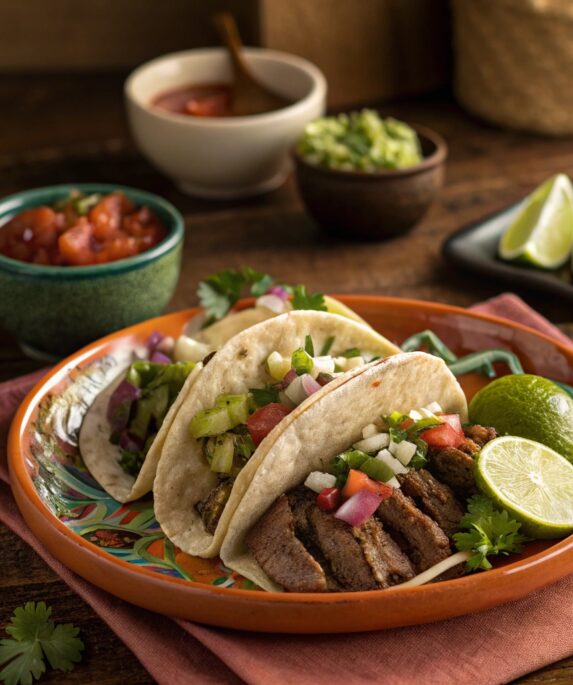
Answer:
0, 184, 184, 359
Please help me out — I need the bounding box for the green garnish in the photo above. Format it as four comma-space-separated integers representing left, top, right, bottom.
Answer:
339, 348, 361, 359
291, 348, 314, 376
249, 387, 280, 408
118, 450, 144, 477
304, 335, 315, 356
297, 110, 422, 172
291, 285, 326, 312
0, 602, 84, 685
453, 494, 528, 571
197, 267, 274, 321
320, 336, 335, 356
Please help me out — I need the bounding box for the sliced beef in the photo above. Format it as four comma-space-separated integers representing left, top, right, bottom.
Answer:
427, 447, 477, 500
308, 507, 379, 590
464, 424, 497, 447
246, 494, 327, 592
398, 469, 464, 537
376, 489, 451, 571
355, 517, 416, 586
196, 479, 233, 535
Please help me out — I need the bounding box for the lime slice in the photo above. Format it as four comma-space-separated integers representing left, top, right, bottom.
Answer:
499, 173, 573, 268
476, 436, 573, 538
469, 374, 573, 463
323, 295, 370, 326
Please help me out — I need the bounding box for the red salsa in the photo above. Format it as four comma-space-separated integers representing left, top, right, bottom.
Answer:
0, 192, 167, 266
153, 83, 232, 117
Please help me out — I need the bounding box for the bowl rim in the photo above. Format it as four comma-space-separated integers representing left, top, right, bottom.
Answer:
292, 122, 448, 179
0, 183, 184, 279
124, 46, 327, 128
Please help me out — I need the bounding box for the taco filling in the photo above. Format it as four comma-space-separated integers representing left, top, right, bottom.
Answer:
245, 405, 496, 592
106, 337, 196, 477
189, 336, 380, 533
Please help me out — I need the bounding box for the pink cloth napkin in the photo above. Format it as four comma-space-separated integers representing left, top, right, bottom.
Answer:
1, 293, 572, 685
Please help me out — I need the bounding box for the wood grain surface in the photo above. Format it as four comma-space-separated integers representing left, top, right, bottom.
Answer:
1, 74, 572, 684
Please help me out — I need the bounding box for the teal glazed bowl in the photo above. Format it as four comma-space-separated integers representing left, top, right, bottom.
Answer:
0, 184, 184, 358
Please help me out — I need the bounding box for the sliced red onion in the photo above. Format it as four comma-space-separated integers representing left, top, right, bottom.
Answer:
334, 490, 381, 527
150, 350, 171, 364
106, 379, 140, 433
278, 368, 298, 390
267, 285, 289, 301
119, 430, 144, 453
146, 331, 163, 352
301, 374, 321, 396
156, 335, 175, 354
256, 294, 285, 314
316, 372, 335, 386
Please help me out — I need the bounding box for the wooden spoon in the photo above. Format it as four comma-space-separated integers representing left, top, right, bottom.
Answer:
213, 12, 292, 116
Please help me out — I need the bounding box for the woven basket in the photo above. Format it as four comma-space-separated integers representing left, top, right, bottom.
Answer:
452, 0, 573, 135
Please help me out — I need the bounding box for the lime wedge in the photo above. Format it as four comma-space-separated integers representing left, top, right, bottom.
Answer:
323, 295, 370, 326
476, 436, 573, 538
499, 174, 573, 268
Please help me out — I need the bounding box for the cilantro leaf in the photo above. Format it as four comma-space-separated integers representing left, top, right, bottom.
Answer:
249, 387, 280, 407
291, 285, 326, 311
197, 267, 275, 320
453, 494, 528, 571
0, 602, 84, 685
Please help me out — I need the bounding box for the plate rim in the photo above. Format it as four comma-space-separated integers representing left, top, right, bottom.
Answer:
8, 296, 573, 630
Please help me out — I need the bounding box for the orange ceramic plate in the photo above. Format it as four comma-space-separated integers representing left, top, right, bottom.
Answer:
8, 296, 573, 633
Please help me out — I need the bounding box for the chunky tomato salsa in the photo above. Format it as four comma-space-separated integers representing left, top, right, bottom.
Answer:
0, 192, 167, 266
153, 83, 232, 117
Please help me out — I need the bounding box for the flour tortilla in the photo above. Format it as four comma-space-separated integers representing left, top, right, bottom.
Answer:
220, 352, 468, 592
79, 362, 202, 503
153, 310, 401, 558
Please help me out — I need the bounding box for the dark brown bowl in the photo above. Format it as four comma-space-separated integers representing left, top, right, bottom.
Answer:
293, 123, 447, 241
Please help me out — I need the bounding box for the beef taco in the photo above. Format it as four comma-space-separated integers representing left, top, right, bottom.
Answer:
219, 352, 474, 592
153, 310, 401, 558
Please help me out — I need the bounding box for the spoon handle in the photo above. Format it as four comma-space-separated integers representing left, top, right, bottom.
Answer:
213, 12, 251, 82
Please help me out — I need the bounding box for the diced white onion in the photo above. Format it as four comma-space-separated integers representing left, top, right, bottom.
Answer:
284, 375, 307, 405
394, 440, 417, 466
266, 351, 290, 380
173, 335, 213, 363
311, 355, 335, 378
388, 439, 400, 456
420, 408, 440, 420
334, 356, 348, 370
353, 433, 390, 454
256, 294, 286, 314
304, 471, 337, 493
345, 356, 366, 370
408, 409, 423, 421
362, 423, 379, 439
424, 401, 443, 415
386, 476, 401, 489
376, 449, 409, 475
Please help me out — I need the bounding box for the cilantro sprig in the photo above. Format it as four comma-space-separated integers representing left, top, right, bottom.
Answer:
0, 602, 84, 685
197, 267, 326, 321
454, 494, 528, 571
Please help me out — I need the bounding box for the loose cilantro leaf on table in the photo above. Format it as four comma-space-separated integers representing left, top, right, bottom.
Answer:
454, 494, 528, 571
291, 285, 326, 311
0, 602, 83, 685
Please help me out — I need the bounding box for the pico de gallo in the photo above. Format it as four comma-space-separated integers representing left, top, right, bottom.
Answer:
0, 191, 167, 266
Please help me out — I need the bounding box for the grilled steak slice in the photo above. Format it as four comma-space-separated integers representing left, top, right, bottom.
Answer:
398, 469, 464, 537
464, 424, 497, 447
308, 506, 381, 590
196, 479, 234, 535
427, 447, 477, 500
376, 489, 451, 571
246, 494, 327, 592
355, 517, 416, 586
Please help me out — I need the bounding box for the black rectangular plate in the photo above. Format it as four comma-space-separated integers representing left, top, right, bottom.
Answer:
442, 201, 573, 302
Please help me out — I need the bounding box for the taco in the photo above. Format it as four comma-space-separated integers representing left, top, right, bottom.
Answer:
153, 310, 401, 558
219, 352, 475, 592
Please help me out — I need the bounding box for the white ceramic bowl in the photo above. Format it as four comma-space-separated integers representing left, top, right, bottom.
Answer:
125, 48, 327, 199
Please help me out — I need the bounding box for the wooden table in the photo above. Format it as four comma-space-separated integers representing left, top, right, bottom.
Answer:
1, 74, 572, 684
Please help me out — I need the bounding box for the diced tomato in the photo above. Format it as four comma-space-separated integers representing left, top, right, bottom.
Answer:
419, 422, 463, 449
400, 417, 414, 430
90, 192, 135, 241
57, 218, 96, 266
316, 487, 341, 512
246, 403, 291, 445
438, 413, 463, 435
342, 469, 393, 500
